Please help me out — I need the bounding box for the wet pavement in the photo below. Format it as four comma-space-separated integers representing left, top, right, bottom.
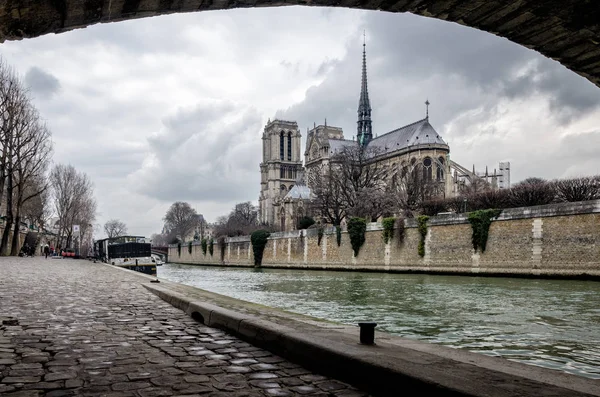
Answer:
0, 257, 367, 397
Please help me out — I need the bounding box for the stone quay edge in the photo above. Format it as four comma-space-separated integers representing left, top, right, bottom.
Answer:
106, 264, 600, 397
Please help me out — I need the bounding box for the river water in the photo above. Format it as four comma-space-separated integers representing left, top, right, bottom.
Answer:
158, 263, 600, 379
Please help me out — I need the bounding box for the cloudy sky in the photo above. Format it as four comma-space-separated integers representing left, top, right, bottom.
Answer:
2, 6, 599, 237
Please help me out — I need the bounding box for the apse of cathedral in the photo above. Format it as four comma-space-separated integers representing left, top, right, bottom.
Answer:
259, 40, 510, 231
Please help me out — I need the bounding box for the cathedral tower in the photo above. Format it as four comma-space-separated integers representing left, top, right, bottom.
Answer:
357, 37, 373, 146
259, 120, 302, 226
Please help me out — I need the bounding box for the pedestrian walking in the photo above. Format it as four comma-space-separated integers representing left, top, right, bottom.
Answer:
44, 245, 49, 259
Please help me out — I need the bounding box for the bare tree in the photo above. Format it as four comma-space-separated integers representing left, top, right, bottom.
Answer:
308, 145, 390, 224
390, 162, 442, 216
104, 219, 128, 238
0, 59, 30, 254
214, 202, 263, 237
0, 58, 53, 255
458, 175, 491, 196
554, 176, 600, 203
348, 188, 396, 221
163, 202, 199, 242
467, 188, 511, 211
509, 178, 555, 207
50, 164, 97, 250
307, 162, 348, 226
9, 114, 52, 255
150, 233, 170, 246
21, 179, 51, 228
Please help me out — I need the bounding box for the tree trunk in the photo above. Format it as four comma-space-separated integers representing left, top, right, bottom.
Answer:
0, 169, 13, 255
10, 211, 20, 255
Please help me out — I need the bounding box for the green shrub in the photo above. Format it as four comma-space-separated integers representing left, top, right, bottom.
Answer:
317, 226, 324, 246
335, 225, 342, 247
208, 239, 214, 256
382, 217, 396, 244
468, 209, 502, 253
348, 217, 367, 257
298, 216, 315, 230
417, 215, 429, 257
250, 230, 271, 266
188, 241, 192, 254
201, 238, 207, 255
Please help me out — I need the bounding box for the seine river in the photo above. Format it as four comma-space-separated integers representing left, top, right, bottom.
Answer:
158, 263, 600, 379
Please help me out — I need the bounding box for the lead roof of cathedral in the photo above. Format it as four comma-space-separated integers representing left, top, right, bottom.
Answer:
326, 118, 447, 156
369, 118, 447, 151
285, 185, 312, 200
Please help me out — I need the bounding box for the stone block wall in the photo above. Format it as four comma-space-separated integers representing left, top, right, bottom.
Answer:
168, 200, 600, 277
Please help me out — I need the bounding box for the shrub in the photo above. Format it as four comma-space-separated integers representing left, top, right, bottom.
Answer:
201, 238, 207, 255
421, 199, 447, 216
508, 179, 555, 207
250, 230, 271, 266
382, 217, 396, 244
470, 189, 510, 210
208, 239, 214, 256
347, 217, 367, 257
446, 196, 467, 213
188, 241, 192, 254
468, 209, 502, 253
177, 242, 181, 257
554, 176, 600, 202
417, 215, 429, 257
298, 216, 315, 230
335, 225, 342, 247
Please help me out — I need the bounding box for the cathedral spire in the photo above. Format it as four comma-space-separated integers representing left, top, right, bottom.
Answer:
357, 32, 372, 146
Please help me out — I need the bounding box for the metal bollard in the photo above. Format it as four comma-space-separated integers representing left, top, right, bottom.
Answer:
358, 322, 377, 345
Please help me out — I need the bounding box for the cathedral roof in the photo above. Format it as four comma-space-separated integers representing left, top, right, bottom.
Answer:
285, 185, 312, 200
368, 118, 447, 153
284, 170, 313, 200
329, 139, 355, 154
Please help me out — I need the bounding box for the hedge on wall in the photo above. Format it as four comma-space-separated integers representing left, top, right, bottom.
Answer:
335, 225, 342, 247
348, 217, 367, 257
188, 241, 192, 254
468, 209, 502, 253
382, 217, 396, 244
208, 239, 214, 256
201, 238, 207, 255
250, 230, 271, 266
177, 242, 181, 257
417, 215, 429, 257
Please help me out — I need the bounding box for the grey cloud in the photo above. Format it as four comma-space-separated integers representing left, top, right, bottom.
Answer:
135, 100, 263, 203
278, 11, 600, 145
25, 67, 60, 99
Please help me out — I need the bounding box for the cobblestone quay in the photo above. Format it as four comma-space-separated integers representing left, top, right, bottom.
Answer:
0, 257, 365, 397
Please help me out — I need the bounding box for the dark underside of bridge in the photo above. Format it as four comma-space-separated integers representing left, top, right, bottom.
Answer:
0, 0, 599, 88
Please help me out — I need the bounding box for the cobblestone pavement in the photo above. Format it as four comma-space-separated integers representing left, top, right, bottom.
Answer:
0, 257, 368, 397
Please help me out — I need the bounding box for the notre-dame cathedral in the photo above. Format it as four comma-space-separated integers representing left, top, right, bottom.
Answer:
259, 40, 511, 231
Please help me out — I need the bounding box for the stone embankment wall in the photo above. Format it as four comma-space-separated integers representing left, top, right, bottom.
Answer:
168, 200, 600, 277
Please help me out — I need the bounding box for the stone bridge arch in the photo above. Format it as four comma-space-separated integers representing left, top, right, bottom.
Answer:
0, 1, 599, 88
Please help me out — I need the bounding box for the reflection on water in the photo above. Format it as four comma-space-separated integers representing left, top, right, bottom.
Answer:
159, 263, 600, 379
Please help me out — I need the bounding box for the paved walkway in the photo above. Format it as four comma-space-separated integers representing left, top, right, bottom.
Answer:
0, 257, 366, 397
